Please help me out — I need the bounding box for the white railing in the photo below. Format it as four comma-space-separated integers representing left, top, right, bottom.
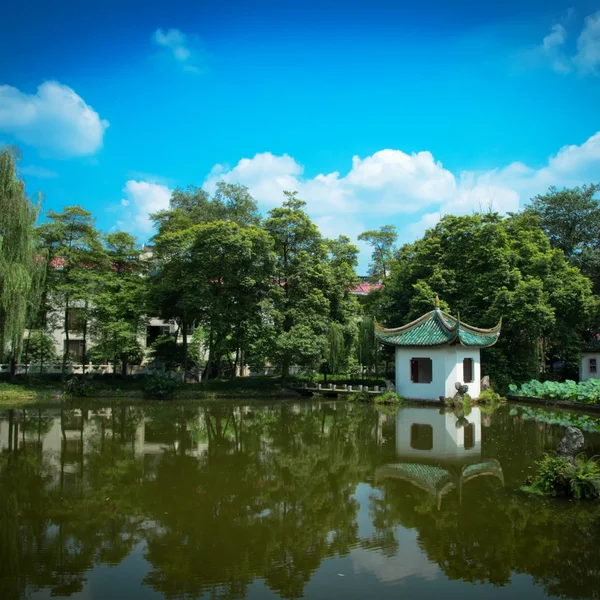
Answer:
0, 363, 162, 376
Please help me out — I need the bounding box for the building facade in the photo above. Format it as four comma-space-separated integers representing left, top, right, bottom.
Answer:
375, 299, 501, 401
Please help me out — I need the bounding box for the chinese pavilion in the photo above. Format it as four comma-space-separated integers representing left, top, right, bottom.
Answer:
375, 298, 501, 401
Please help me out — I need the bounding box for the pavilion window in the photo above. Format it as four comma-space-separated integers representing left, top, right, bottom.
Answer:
410, 358, 432, 384
463, 358, 474, 383
464, 423, 475, 450
590, 358, 597, 374
411, 424, 433, 450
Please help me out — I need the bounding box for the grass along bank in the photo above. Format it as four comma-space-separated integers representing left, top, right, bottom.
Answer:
0, 383, 39, 407
0, 375, 310, 406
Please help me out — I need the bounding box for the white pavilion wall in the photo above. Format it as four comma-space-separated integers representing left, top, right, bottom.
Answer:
445, 347, 481, 399
395, 406, 482, 460
394, 346, 482, 401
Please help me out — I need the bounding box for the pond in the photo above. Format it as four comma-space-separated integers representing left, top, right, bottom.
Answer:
1, 400, 600, 600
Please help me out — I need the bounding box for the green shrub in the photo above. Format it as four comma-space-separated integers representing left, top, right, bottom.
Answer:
65, 377, 99, 397
143, 373, 183, 398
478, 389, 503, 403
522, 453, 600, 500
508, 379, 600, 404
376, 391, 404, 404
349, 390, 372, 403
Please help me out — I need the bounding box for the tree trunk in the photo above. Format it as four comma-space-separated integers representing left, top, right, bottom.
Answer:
82, 301, 88, 378
113, 332, 118, 380
24, 327, 32, 377
204, 324, 215, 384
62, 296, 70, 378
182, 316, 188, 380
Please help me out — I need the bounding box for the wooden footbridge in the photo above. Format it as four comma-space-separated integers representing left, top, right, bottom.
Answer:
292, 382, 388, 396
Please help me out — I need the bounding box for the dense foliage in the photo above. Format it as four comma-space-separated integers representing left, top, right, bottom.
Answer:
2, 143, 600, 387
0, 148, 44, 366
371, 211, 596, 390
523, 453, 600, 500
509, 379, 600, 404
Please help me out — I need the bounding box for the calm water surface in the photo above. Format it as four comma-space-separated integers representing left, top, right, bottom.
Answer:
1, 400, 600, 600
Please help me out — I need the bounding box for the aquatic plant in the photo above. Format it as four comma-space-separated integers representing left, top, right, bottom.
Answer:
509, 405, 600, 433
508, 378, 600, 405
522, 453, 600, 500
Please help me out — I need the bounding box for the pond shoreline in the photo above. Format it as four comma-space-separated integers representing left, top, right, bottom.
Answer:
506, 394, 600, 414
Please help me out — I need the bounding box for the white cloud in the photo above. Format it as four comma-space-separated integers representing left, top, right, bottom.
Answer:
120, 180, 172, 233
0, 81, 109, 156
152, 28, 205, 73
120, 130, 600, 262
537, 10, 600, 74
201, 130, 600, 245
19, 165, 58, 179
543, 23, 567, 51
574, 10, 600, 73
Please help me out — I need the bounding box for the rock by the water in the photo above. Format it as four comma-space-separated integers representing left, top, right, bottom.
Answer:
385, 379, 395, 392
557, 427, 584, 458
481, 375, 491, 391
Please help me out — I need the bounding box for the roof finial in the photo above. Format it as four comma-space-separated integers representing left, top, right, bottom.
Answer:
434, 295, 440, 309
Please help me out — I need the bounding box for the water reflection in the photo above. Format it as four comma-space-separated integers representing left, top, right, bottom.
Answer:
376, 407, 503, 509
0, 401, 599, 600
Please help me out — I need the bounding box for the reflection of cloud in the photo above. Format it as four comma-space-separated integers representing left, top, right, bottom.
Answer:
351, 529, 439, 583
351, 482, 439, 583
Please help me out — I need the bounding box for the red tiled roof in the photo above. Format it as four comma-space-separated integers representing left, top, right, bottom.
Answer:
351, 283, 383, 295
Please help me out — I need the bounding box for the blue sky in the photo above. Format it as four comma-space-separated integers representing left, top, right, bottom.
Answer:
1, 0, 600, 272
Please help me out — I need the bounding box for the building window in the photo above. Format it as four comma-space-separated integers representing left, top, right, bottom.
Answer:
411, 424, 433, 450
464, 423, 475, 450
64, 340, 84, 361
463, 358, 474, 383
146, 325, 172, 347
410, 358, 432, 383
66, 307, 85, 332
590, 358, 597, 374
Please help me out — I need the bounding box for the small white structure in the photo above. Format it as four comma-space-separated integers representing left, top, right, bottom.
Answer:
375, 406, 503, 508
375, 298, 501, 401
394, 406, 482, 461
580, 343, 600, 382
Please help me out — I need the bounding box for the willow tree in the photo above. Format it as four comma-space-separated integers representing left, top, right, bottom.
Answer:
0, 147, 43, 366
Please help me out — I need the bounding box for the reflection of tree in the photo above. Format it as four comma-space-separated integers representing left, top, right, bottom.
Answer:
3, 402, 600, 600
367, 408, 600, 598
139, 403, 383, 600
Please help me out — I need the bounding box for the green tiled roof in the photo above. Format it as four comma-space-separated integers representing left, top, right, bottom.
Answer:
375, 463, 454, 496
583, 337, 600, 352
375, 307, 501, 348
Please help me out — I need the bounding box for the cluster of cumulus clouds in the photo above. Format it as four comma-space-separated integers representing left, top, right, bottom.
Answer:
0, 13, 599, 248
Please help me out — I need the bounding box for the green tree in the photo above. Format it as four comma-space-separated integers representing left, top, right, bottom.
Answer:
358, 225, 397, 281
379, 212, 594, 389
149, 181, 264, 376
525, 184, 600, 294
37, 206, 105, 375
265, 192, 330, 377
185, 221, 274, 379
0, 147, 44, 367
89, 232, 146, 376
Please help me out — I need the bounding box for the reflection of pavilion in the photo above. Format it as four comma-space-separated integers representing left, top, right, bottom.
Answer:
375, 407, 503, 508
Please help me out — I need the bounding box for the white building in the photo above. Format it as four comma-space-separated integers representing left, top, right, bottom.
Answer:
579, 341, 600, 382
375, 299, 501, 401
